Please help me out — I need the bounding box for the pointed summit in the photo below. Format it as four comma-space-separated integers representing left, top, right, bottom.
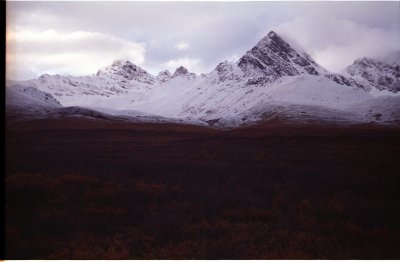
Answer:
213, 61, 241, 82
266, 30, 286, 42
173, 66, 189, 77
172, 66, 196, 79
237, 30, 323, 80
156, 70, 172, 83
267, 30, 277, 38
158, 70, 172, 77
344, 56, 400, 93
251, 31, 293, 56
96, 60, 155, 84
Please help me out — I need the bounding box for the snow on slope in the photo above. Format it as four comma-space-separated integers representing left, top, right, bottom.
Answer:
343, 57, 400, 93
5, 84, 205, 125
347, 96, 400, 124
156, 70, 172, 83
6, 84, 61, 108
90, 30, 374, 124
5, 81, 207, 125
16, 60, 155, 107
7, 31, 400, 127
237, 31, 327, 80
93, 68, 373, 126
96, 60, 156, 84
6, 84, 67, 120
264, 75, 372, 109
219, 102, 364, 127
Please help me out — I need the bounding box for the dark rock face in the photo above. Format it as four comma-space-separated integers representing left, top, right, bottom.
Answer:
214, 61, 241, 82
246, 76, 273, 86
345, 57, 400, 93
324, 73, 366, 89
172, 66, 196, 79
156, 70, 172, 83
215, 61, 230, 74
236, 31, 368, 90
173, 66, 189, 77
158, 70, 172, 77
237, 31, 321, 79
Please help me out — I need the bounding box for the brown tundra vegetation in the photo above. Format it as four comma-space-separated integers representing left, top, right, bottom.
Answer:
5, 117, 400, 259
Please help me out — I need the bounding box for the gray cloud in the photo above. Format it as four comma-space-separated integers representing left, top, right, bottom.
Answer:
274, 14, 400, 72
6, 28, 146, 80
6, 1, 400, 80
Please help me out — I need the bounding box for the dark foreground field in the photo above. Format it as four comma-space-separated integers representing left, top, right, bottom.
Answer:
5, 117, 400, 259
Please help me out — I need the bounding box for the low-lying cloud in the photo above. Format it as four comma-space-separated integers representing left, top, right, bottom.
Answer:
162, 57, 204, 74
274, 15, 400, 72
6, 2, 400, 79
6, 28, 146, 80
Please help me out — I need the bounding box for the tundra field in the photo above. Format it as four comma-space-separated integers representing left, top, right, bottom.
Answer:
5, 117, 400, 259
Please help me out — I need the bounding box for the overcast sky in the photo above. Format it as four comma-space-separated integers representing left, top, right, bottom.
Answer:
6, 1, 400, 80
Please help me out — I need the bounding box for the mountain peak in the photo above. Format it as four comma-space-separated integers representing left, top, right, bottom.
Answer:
156, 70, 172, 83
158, 70, 172, 77
345, 56, 400, 93
354, 57, 374, 64
267, 30, 277, 38
96, 60, 155, 84
112, 60, 141, 72
173, 66, 189, 77
237, 30, 323, 80
255, 31, 293, 56
265, 30, 283, 43
111, 59, 131, 66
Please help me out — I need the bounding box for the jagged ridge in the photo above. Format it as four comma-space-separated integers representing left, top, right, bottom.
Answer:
6, 31, 400, 127
344, 57, 400, 93
237, 31, 324, 82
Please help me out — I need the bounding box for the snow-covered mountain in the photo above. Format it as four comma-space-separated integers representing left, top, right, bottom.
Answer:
7, 60, 157, 108
172, 66, 197, 79
6, 31, 400, 127
5, 83, 206, 125
238, 31, 326, 79
343, 57, 400, 93
156, 70, 172, 83
96, 60, 156, 84
6, 84, 61, 108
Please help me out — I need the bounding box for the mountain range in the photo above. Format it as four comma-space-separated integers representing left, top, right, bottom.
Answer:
6, 31, 400, 127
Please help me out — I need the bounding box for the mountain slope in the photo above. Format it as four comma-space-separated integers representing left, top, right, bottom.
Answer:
5, 83, 206, 125
237, 31, 326, 80
6, 84, 61, 108
7, 31, 399, 127
16, 60, 155, 107
343, 57, 400, 93
96, 60, 156, 84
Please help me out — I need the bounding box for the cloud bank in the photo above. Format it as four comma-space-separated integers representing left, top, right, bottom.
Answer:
6, 2, 400, 80
274, 15, 400, 72
162, 57, 204, 74
6, 28, 146, 80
